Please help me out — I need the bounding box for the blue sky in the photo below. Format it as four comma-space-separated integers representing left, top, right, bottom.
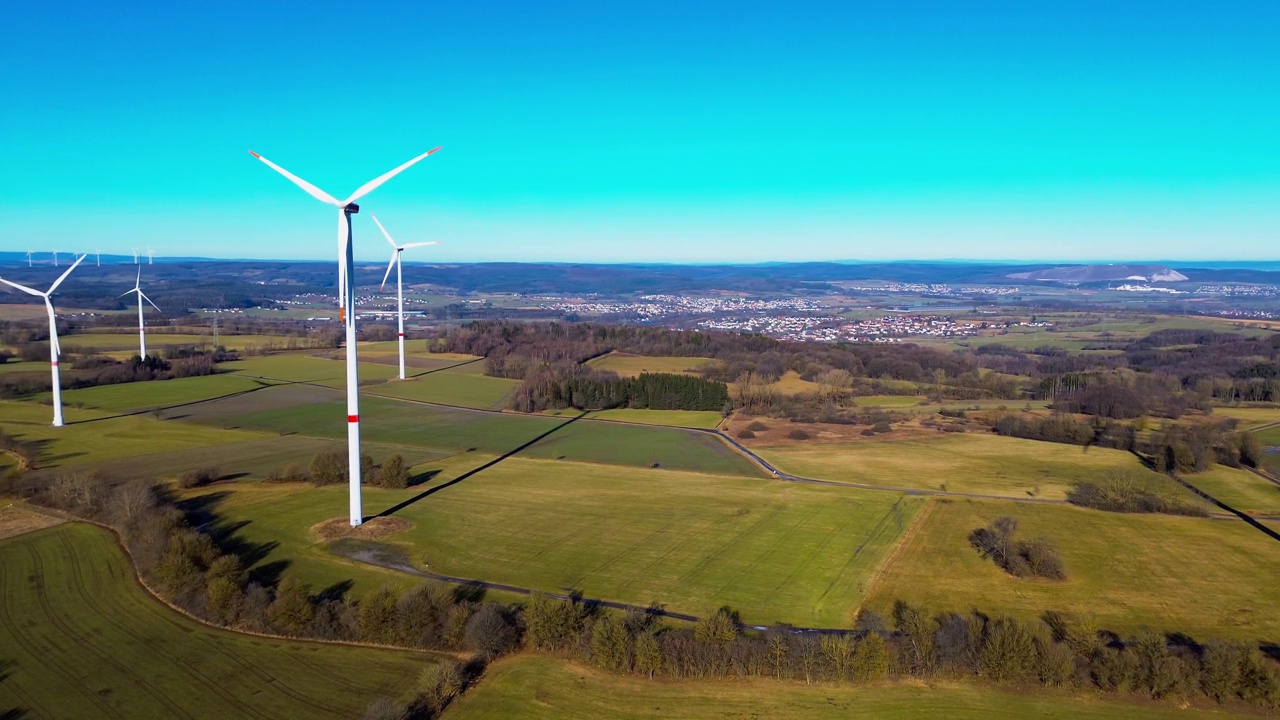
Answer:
1, 1, 1277, 263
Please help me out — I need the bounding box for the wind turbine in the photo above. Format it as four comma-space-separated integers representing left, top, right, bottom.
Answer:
372, 213, 438, 380
52, 250, 59, 267
249, 146, 442, 526
25, 250, 32, 267
95, 249, 101, 267
132, 248, 139, 264
0, 255, 87, 427
119, 267, 161, 358
147, 248, 154, 265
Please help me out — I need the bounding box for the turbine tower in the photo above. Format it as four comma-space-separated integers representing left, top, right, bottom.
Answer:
52, 250, 59, 267
249, 146, 441, 526
25, 250, 32, 267
132, 248, 140, 264
119, 267, 161, 358
147, 248, 154, 265
0, 255, 87, 427
372, 213, 438, 380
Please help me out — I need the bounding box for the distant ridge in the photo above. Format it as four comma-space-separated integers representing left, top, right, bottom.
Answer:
1007, 264, 1189, 284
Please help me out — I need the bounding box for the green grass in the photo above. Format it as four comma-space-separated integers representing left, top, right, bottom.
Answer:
53, 374, 274, 413
1254, 425, 1280, 446
586, 353, 714, 377
584, 408, 723, 429
0, 400, 269, 470
199, 457, 921, 627
180, 385, 759, 476
1181, 465, 1280, 515
221, 353, 401, 387
0, 523, 431, 719
853, 394, 929, 408
1212, 404, 1280, 430
755, 433, 1179, 501
866, 498, 1280, 641
368, 370, 518, 409
443, 655, 1252, 720
60, 332, 306, 351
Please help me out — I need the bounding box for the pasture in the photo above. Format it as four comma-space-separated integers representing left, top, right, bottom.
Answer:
442, 655, 1248, 720
368, 370, 518, 409
0, 523, 431, 720
60, 332, 307, 352
1182, 465, 1280, 515
0, 400, 269, 470
754, 433, 1177, 501
178, 385, 759, 476
865, 498, 1280, 641
197, 457, 921, 627
1211, 404, 1280, 431
54, 374, 274, 414
586, 352, 714, 377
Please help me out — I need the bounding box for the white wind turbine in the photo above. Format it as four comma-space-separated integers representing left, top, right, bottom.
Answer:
25, 250, 32, 267
52, 250, 59, 267
250, 146, 442, 526
371, 213, 438, 380
119, 267, 161, 358
147, 248, 154, 265
0, 255, 87, 427
132, 248, 140, 264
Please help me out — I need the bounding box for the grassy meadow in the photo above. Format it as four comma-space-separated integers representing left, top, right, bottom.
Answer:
367, 370, 518, 409
0, 523, 432, 720
1181, 465, 1280, 515
585, 352, 714, 377
193, 457, 921, 627
754, 433, 1178, 501
442, 655, 1254, 720
865, 498, 1280, 641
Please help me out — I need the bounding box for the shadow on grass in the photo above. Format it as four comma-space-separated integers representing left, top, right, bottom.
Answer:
67, 378, 288, 426
406, 356, 484, 379
174, 490, 288, 586
372, 411, 587, 519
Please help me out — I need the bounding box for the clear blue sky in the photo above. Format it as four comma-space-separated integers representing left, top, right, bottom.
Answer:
1, 1, 1277, 263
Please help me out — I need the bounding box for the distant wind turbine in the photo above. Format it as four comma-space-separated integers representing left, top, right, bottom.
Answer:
147, 248, 154, 265
52, 250, 59, 267
372, 213, 438, 380
249, 146, 442, 527
25, 250, 32, 267
132, 248, 139, 264
119, 267, 161, 358
0, 255, 87, 426
95, 249, 101, 267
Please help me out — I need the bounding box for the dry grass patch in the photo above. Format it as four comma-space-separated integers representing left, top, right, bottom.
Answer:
0, 503, 64, 539
311, 515, 413, 541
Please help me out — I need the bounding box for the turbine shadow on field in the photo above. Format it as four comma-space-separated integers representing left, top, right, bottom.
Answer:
373, 412, 588, 519
68, 378, 286, 425
406, 356, 484, 379
176, 490, 286, 583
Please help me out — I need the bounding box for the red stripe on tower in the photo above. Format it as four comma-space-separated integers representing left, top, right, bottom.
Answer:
347, 415, 359, 423
51, 361, 59, 367
398, 333, 405, 337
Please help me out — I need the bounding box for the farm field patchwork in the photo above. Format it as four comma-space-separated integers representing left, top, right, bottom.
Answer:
183, 386, 759, 476
442, 655, 1252, 720
0, 523, 432, 720
53, 373, 274, 413
865, 498, 1280, 641
200, 457, 921, 626
59, 332, 308, 351
754, 433, 1176, 501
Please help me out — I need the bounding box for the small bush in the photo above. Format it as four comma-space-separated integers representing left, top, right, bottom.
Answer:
747, 421, 769, 432
871, 421, 892, 433
310, 450, 347, 486
860, 428, 876, 436
969, 517, 1066, 580
787, 429, 811, 440
176, 466, 220, 489
736, 429, 756, 439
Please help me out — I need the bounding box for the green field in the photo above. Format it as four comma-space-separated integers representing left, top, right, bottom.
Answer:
443, 655, 1250, 720
1254, 425, 1280, 446
60, 332, 308, 352
543, 407, 724, 429
1181, 465, 1280, 515
178, 385, 758, 476
0, 523, 432, 719
221, 353, 402, 387
54, 374, 275, 414
853, 394, 929, 408
0, 400, 269, 470
368, 370, 518, 409
866, 498, 1280, 641
196, 457, 921, 626
755, 433, 1181, 501
1212, 404, 1280, 430
586, 353, 715, 377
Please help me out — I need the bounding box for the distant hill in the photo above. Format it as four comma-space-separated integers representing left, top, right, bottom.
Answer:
1007, 264, 1189, 284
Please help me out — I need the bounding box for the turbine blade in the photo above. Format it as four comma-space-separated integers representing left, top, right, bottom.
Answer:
381, 251, 397, 291
47, 254, 87, 295
0, 277, 44, 298
402, 241, 440, 249
135, 266, 141, 290
140, 291, 161, 312
249, 151, 343, 207
337, 211, 348, 310
117, 289, 137, 299
369, 212, 398, 248
344, 146, 441, 204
